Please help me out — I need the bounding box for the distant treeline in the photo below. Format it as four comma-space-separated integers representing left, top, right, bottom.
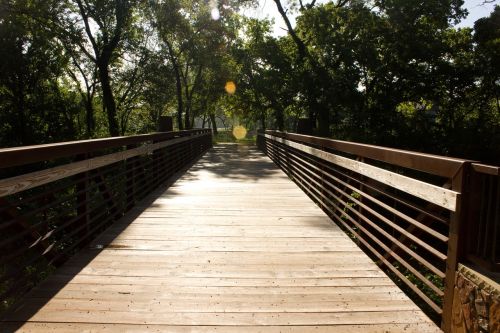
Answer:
0, 1, 498, 163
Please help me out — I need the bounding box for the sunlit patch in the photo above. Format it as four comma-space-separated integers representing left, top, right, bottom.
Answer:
211, 8, 220, 20
232, 125, 247, 140
225, 81, 236, 95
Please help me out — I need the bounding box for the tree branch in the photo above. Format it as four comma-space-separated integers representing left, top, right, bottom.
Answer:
272, 0, 307, 60
74, 0, 100, 58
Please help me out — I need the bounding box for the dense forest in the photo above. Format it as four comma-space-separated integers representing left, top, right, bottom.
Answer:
0, 0, 499, 163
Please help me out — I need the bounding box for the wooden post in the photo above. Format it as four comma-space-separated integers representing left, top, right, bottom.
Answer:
153, 139, 161, 189
296, 118, 313, 135
125, 144, 137, 211
158, 116, 173, 132
75, 154, 90, 237
442, 162, 472, 332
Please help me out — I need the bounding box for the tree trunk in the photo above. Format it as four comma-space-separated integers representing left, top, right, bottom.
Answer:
173, 65, 184, 130
165, 41, 184, 131
184, 106, 190, 130
210, 114, 218, 134
98, 63, 119, 137
274, 105, 284, 131
317, 107, 330, 137
85, 94, 95, 137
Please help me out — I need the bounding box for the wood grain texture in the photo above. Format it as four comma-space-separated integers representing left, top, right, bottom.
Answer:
264, 133, 459, 211
2, 144, 440, 333
0, 133, 209, 197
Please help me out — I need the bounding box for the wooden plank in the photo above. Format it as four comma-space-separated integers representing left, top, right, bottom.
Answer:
2, 323, 442, 333
29, 288, 407, 301
27, 275, 396, 287
32, 283, 404, 295
7, 309, 435, 325
86, 242, 360, 252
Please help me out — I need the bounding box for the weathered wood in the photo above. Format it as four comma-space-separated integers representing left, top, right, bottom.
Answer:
265, 130, 470, 178
2, 144, 440, 332
0, 134, 209, 197
1, 323, 442, 333
264, 133, 459, 211
441, 163, 471, 332
0, 129, 210, 169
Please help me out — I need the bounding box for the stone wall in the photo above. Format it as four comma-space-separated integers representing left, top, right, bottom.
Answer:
452, 264, 500, 333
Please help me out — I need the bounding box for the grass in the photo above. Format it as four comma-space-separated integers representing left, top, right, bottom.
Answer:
213, 130, 256, 144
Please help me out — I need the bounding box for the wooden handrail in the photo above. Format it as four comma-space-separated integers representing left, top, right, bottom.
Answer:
258, 131, 498, 332
264, 133, 460, 211
0, 129, 211, 168
265, 130, 473, 178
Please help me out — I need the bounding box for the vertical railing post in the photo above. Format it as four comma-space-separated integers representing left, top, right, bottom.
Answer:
75, 153, 90, 238
153, 139, 161, 189
125, 144, 137, 211
442, 162, 472, 332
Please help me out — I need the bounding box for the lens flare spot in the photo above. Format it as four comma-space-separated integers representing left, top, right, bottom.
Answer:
232, 126, 247, 140
225, 81, 236, 95
211, 8, 220, 20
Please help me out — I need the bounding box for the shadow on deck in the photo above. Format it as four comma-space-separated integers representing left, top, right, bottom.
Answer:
1, 144, 441, 332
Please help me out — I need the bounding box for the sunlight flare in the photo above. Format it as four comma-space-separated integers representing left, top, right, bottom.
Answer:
225, 81, 236, 95
232, 125, 247, 140
211, 7, 220, 20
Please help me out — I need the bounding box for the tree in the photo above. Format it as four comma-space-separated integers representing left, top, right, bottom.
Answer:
0, 0, 79, 146
67, 0, 136, 136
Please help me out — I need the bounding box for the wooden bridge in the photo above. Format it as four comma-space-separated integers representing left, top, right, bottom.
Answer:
0, 130, 498, 332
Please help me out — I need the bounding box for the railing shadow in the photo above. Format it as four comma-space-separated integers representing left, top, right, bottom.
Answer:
0, 152, 205, 332
186, 143, 283, 182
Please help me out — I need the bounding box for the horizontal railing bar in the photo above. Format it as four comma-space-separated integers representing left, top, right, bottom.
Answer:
284, 148, 448, 260
1, 138, 199, 259
0, 129, 210, 169
264, 133, 459, 211
472, 163, 500, 176
0, 166, 119, 230
313, 156, 451, 225
0, 191, 112, 257
284, 143, 449, 242
264, 131, 470, 178
266, 142, 446, 276
265, 142, 444, 311
266, 138, 449, 228
329, 208, 444, 314
0, 133, 209, 197
0, 142, 192, 278
0, 162, 129, 240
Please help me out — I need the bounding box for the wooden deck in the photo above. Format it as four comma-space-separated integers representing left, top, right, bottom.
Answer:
2, 144, 441, 332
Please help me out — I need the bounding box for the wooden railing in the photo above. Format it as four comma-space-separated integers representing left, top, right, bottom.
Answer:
0, 129, 212, 313
258, 130, 498, 332
466, 163, 500, 271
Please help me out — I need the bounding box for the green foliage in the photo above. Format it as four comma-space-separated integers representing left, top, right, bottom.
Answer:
0, 0, 498, 164
232, 1, 500, 163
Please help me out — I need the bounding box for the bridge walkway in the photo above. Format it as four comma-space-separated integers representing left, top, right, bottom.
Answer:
3, 144, 440, 332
